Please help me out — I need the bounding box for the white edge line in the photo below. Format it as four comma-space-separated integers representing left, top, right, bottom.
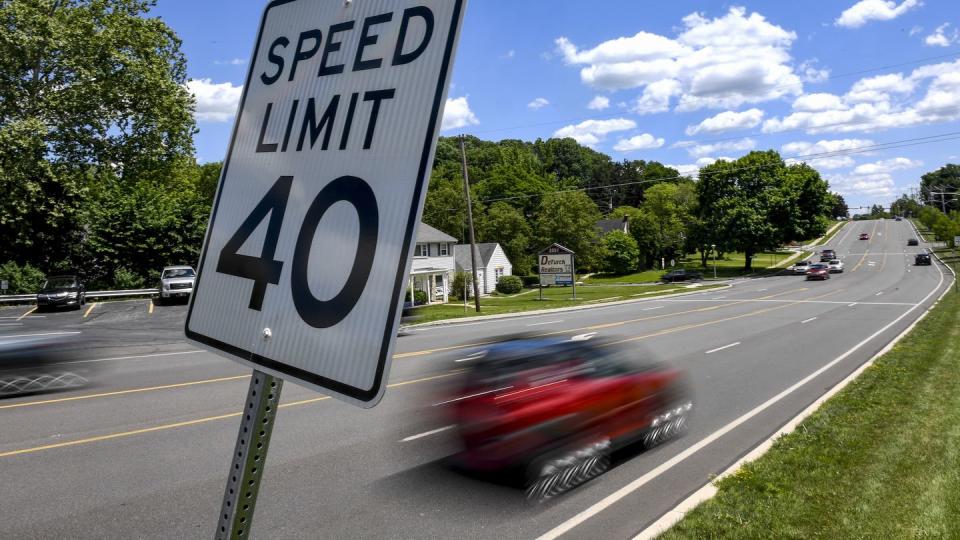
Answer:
642, 306, 665, 311
704, 342, 740, 354
539, 245, 949, 540
432, 386, 512, 407
527, 320, 564, 327
59, 350, 204, 365
400, 425, 454, 442
630, 231, 952, 540
801, 317, 817, 324
0, 331, 82, 339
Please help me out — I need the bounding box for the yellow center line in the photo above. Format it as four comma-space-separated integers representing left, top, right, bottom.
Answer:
0, 375, 251, 410
851, 249, 871, 272
16, 307, 37, 321
392, 289, 807, 359
148, 299, 154, 314
0, 371, 461, 459
83, 302, 97, 318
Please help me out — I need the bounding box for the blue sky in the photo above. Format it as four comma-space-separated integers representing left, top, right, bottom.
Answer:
153, 0, 960, 212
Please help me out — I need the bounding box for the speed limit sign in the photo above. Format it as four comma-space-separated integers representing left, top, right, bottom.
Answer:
186, 0, 466, 407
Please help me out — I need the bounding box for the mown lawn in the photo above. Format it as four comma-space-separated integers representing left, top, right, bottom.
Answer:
660, 289, 960, 539
403, 283, 724, 324
585, 251, 794, 284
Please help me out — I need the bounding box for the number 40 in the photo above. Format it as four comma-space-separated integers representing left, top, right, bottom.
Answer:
215, 175, 379, 329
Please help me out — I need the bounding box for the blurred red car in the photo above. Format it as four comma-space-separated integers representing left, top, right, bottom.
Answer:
859, 233, 870, 240
445, 336, 692, 500
806, 263, 831, 280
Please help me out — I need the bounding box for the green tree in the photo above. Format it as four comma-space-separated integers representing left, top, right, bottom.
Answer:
477, 202, 533, 275
641, 182, 696, 264
828, 192, 849, 219
534, 191, 602, 270
600, 231, 639, 274
0, 0, 196, 269
933, 214, 959, 246
609, 206, 659, 268
890, 194, 921, 218
920, 164, 960, 206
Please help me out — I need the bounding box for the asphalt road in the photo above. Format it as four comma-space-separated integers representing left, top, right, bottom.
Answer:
0, 219, 951, 539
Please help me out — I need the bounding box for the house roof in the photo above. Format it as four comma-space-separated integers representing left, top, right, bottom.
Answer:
454, 243, 498, 270
596, 217, 629, 235
416, 222, 457, 243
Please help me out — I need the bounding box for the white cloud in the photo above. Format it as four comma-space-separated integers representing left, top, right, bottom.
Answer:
553, 118, 636, 147
587, 96, 610, 110
442, 96, 480, 131
685, 108, 764, 135
502, 50, 516, 59
792, 93, 846, 112
686, 138, 756, 158
909, 25, 924, 36
613, 133, 666, 152
186, 78, 242, 122
527, 97, 550, 110
781, 138, 874, 169
828, 172, 897, 198
835, 0, 921, 29
925, 24, 958, 47
664, 163, 701, 177
763, 59, 960, 134
214, 58, 247, 66
799, 59, 831, 83
556, 7, 802, 112
852, 157, 922, 175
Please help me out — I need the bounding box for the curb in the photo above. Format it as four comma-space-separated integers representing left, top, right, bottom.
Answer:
635, 219, 954, 540
399, 283, 732, 329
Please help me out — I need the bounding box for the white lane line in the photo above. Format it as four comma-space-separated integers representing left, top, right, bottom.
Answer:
541, 231, 949, 540
875, 292, 883, 296
527, 320, 564, 327
705, 342, 740, 355
59, 350, 203, 365
801, 317, 817, 324
712, 296, 727, 300
0, 316, 44, 319
642, 306, 665, 311
432, 386, 512, 407
400, 425, 454, 442
756, 289, 767, 292
571, 332, 598, 341
454, 351, 487, 363
0, 323, 23, 327
0, 331, 81, 339
848, 303, 858, 307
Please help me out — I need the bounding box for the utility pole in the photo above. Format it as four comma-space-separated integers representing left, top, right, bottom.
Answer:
459, 134, 481, 313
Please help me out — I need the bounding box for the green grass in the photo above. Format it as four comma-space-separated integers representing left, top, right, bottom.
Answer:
912, 218, 937, 243
585, 251, 793, 284
660, 289, 960, 539
795, 220, 841, 245
813, 220, 846, 247
403, 283, 724, 324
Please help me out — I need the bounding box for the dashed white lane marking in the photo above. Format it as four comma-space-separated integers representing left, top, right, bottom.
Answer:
876, 292, 883, 296
848, 303, 858, 307
705, 342, 741, 354
0, 331, 82, 340
571, 332, 598, 341
400, 425, 455, 442
454, 351, 487, 363
801, 317, 817, 324
59, 350, 204, 365
432, 387, 512, 407
0, 323, 23, 327
642, 306, 665, 311
527, 320, 564, 326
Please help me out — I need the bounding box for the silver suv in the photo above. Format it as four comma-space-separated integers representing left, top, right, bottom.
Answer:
158, 265, 196, 304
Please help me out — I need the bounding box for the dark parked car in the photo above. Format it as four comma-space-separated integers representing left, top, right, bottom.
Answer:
35, 275, 85, 311
907, 238, 919, 246
895, 216, 903, 221
446, 336, 691, 501
661, 269, 702, 282
915, 250, 932, 265
820, 249, 836, 262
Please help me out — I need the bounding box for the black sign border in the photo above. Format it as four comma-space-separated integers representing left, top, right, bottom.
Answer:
185, 0, 465, 404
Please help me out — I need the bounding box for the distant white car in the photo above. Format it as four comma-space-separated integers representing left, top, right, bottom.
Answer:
792, 260, 810, 274
828, 259, 844, 273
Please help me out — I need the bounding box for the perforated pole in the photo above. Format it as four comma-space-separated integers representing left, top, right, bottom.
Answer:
216, 370, 283, 539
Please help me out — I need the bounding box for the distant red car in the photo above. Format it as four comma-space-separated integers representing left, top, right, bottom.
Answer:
859, 233, 870, 240
806, 263, 831, 280
446, 336, 692, 501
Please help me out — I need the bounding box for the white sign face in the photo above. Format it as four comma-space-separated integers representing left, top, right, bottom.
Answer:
954, 236, 959, 247
186, 0, 466, 407
539, 253, 572, 275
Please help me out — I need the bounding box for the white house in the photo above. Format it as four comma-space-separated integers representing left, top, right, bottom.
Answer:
454, 243, 513, 296
409, 223, 457, 304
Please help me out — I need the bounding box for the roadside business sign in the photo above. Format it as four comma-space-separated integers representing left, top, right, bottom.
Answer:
0, 280, 7, 292
954, 235, 960, 247
185, 0, 467, 408
538, 243, 576, 298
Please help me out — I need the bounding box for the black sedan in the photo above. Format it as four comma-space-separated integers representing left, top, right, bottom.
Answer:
907, 238, 919, 246
915, 251, 932, 265
36, 275, 86, 311
661, 269, 703, 282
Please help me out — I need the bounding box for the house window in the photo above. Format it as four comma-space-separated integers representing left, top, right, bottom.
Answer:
495, 267, 504, 280
415, 244, 427, 257
439, 243, 448, 256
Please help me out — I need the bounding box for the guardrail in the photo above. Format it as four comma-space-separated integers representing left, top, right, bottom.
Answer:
0, 288, 159, 304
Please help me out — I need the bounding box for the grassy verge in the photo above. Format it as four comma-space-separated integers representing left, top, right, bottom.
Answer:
796, 220, 840, 245
404, 283, 725, 324
813, 220, 846, 247
911, 218, 936, 242
660, 289, 960, 539
585, 251, 792, 284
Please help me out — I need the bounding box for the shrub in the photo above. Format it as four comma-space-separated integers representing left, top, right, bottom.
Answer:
451, 271, 472, 300
496, 275, 522, 294
113, 267, 146, 289
0, 261, 46, 294
405, 289, 428, 305
600, 230, 640, 275
522, 275, 540, 288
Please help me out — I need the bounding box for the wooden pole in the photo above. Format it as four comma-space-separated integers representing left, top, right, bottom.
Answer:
459, 135, 482, 313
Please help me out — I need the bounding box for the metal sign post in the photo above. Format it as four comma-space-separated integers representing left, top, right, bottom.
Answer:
217, 371, 282, 539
